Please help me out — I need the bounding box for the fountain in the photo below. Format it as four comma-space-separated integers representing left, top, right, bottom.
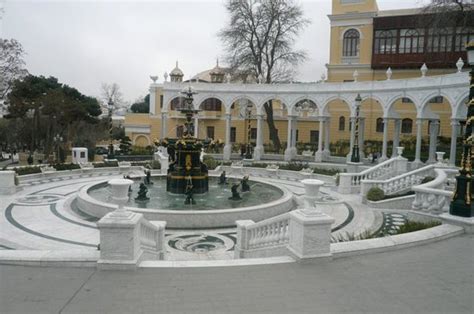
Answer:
165, 86, 209, 195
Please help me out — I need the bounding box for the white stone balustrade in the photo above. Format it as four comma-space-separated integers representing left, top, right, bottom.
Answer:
338, 155, 407, 194
360, 164, 436, 199
97, 179, 166, 269
412, 168, 459, 214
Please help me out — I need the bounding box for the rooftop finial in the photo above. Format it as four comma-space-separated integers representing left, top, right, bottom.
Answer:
216, 58, 219, 67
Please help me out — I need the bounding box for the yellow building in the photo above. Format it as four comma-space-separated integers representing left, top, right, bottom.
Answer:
125, 0, 472, 162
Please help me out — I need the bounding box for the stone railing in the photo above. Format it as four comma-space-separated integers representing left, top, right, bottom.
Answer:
234, 212, 290, 258
412, 168, 459, 214
139, 219, 167, 261
360, 164, 436, 198
338, 156, 406, 194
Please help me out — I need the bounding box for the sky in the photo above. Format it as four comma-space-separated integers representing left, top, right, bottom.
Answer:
1, 0, 427, 104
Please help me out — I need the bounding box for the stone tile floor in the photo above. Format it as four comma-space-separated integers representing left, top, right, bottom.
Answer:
0, 175, 380, 260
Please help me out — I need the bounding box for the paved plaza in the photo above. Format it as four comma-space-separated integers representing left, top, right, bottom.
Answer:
1, 234, 472, 314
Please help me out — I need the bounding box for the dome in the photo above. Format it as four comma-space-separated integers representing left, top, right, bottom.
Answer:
170, 61, 184, 76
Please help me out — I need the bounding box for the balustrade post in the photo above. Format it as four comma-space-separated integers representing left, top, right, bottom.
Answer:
234, 220, 254, 259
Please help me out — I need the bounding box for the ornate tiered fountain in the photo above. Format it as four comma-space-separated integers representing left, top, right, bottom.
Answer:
166, 86, 209, 195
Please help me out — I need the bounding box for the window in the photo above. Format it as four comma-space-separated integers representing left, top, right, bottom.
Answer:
376, 118, 384, 133
400, 29, 424, 53
427, 28, 453, 53
201, 98, 222, 111
343, 29, 360, 57
230, 127, 236, 143
250, 128, 257, 141
429, 96, 444, 104
160, 95, 163, 108
177, 125, 184, 138
401, 118, 413, 134
80, 152, 85, 158
206, 126, 215, 139
339, 116, 345, 131
402, 97, 413, 103
374, 30, 396, 54
454, 27, 474, 52
310, 130, 319, 143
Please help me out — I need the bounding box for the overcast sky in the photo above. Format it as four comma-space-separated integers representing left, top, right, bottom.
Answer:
1, 0, 427, 104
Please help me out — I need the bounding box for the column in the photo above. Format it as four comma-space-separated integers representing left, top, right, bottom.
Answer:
428, 120, 439, 163
291, 116, 298, 156
449, 119, 459, 166
223, 113, 232, 161
413, 118, 423, 168
284, 115, 294, 161
380, 117, 389, 162
149, 86, 156, 115
391, 119, 401, 158
323, 117, 330, 157
347, 117, 356, 161
358, 118, 365, 159
194, 116, 199, 138
161, 111, 168, 139
315, 118, 324, 162
254, 114, 264, 160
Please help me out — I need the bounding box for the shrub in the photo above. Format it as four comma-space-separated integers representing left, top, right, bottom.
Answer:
93, 161, 118, 168
13, 166, 42, 176
421, 176, 435, 184
53, 163, 80, 171
366, 187, 385, 202
396, 220, 441, 234
312, 168, 340, 176
279, 161, 307, 171
202, 155, 218, 170
248, 163, 269, 168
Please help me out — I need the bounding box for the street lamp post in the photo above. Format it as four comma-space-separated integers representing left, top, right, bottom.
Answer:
351, 94, 362, 163
450, 41, 474, 218
53, 134, 63, 163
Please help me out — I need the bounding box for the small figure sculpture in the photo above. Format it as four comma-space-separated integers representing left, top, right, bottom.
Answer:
228, 182, 242, 200
241, 175, 250, 192
219, 171, 227, 185
144, 169, 153, 185
135, 183, 150, 202
184, 180, 196, 205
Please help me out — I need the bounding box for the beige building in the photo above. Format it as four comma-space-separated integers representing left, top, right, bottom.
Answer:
125, 0, 472, 160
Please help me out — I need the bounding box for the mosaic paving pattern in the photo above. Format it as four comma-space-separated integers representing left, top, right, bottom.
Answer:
377, 212, 408, 236
167, 232, 236, 253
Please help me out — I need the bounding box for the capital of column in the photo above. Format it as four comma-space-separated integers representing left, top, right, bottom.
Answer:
450, 118, 460, 126
256, 114, 264, 119
161, 111, 168, 116
225, 113, 231, 119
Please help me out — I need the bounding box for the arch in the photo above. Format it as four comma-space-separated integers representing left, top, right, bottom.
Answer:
386, 95, 418, 118
342, 28, 360, 57
134, 135, 150, 147
293, 98, 318, 117
360, 96, 385, 137
419, 91, 456, 115
454, 96, 469, 120
168, 96, 186, 111
198, 97, 223, 112
321, 96, 352, 116
195, 95, 226, 110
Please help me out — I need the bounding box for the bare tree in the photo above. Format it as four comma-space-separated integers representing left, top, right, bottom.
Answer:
0, 39, 28, 101
101, 83, 124, 110
219, 0, 310, 151
419, 0, 473, 30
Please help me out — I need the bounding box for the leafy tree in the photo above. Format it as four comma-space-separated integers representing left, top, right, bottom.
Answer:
130, 94, 150, 113
0, 39, 28, 101
119, 136, 132, 154
5, 75, 102, 154
219, 0, 310, 151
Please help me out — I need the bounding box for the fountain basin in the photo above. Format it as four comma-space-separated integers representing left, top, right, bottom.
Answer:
76, 175, 294, 229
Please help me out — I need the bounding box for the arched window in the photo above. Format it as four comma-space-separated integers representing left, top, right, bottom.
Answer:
400, 29, 424, 53
428, 28, 452, 53
374, 30, 396, 54
343, 29, 360, 57
339, 116, 345, 131
376, 118, 384, 133
401, 118, 413, 134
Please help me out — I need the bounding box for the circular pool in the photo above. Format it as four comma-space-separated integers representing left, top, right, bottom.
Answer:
76, 175, 294, 229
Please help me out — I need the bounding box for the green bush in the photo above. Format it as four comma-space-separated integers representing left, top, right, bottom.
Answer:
421, 176, 435, 184
396, 220, 441, 234
366, 187, 385, 202
312, 168, 340, 176
13, 166, 42, 176
53, 163, 80, 171
248, 162, 269, 168
279, 161, 307, 171
202, 155, 218, 170
93, 161, 118, 168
